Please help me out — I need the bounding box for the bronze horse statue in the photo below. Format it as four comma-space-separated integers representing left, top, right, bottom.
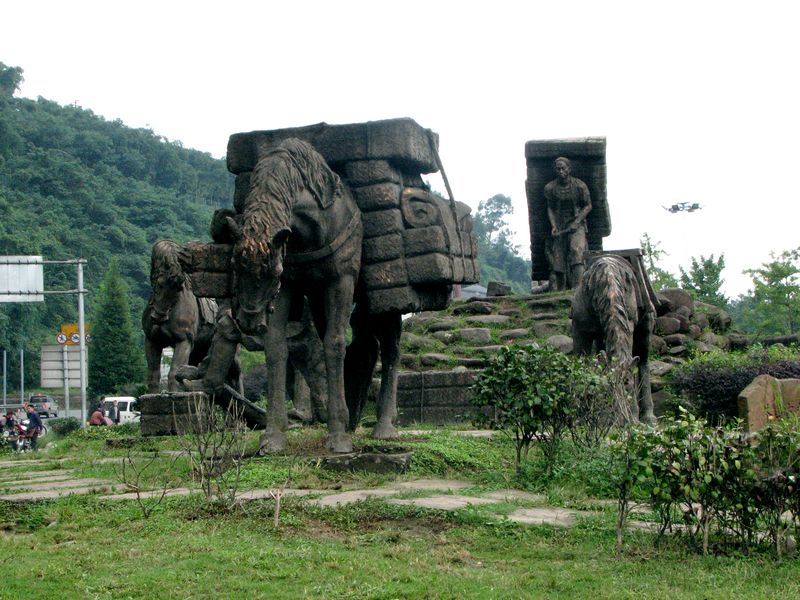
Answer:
225, 138, 362, 454
570, 253, 657, 424
143, 240, 218, 393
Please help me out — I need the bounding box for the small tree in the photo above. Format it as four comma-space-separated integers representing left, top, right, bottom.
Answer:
89, 259, 145, 398
679, 254, 728, 307
742, 248, 800, 335
471, 344, 576, 472
641, 233, 678, 290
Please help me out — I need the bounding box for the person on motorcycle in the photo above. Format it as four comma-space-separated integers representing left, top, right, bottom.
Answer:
24, 404, 43, 450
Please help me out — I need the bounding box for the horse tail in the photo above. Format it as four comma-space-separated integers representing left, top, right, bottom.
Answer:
586, 256, 636, 361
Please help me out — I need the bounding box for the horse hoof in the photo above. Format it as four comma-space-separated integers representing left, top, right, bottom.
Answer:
258, 430, 287, 454
327, 432, 353, 454
372, 422, 399, 440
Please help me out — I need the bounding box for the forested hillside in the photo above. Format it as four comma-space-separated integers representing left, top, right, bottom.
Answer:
0, 63, 233, 389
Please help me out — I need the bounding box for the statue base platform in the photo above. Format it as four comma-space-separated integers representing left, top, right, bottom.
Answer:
139, 392, 211, 437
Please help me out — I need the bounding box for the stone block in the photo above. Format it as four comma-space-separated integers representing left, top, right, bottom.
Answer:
546, 335, 573, 353
486, 281, 511, 297
362, 233, 403, 265
406, 253, 452, 285
362, 259, 408, 290
458, 328, 492, 344
364, 286, 418, 314
139, 392, 212, 436
465, 315, 511, 326
402, 227, 447, 257
189, 272, 232, 298
233, 172, 251, 214
320, 451, 412, 474
227, 118, 439, 175
353, 183, 402, 212
738, 375, 800, 433
655, 316, 681, 336
344, 160, 401, 186
659, 288, 695, 314
453, 301, 492, 315
362, 209, 404, 239
181, 242, 233, 273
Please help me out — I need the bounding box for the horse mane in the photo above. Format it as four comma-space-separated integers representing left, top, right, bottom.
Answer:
239, 138, 341, 267
584, 255, 636, 360
151, 240, 185, 285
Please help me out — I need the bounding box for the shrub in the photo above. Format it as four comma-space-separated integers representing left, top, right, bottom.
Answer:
49, 417, 82, 437
669, 345, 800, 422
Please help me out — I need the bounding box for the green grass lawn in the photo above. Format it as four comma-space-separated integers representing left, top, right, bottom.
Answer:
1, 426, 798, 599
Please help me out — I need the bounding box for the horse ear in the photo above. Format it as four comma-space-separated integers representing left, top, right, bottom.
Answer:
225, 216, 242, 241
271, 227, 291, 250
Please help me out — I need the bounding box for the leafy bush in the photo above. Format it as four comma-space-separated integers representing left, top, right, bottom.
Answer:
49, 417, 82, 437
669, 345, 800, 422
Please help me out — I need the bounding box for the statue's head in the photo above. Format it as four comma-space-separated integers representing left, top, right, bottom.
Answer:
149, 240, 185, 322
553, 157, 572, 181
225, 215, 290, 337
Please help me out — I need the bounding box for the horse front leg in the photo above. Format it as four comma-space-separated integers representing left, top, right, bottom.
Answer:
373, 312, 401, 440
259, 289, 292, 453
321, 276, 357, 454
168, 340, 192, 392
634, 321, 657, 425
145, 339, 162, 394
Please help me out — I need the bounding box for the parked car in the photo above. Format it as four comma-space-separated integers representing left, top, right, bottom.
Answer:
28, 394, 58, 418
102, 397, 140, 424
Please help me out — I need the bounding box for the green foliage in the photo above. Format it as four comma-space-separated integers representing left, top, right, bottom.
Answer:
0, 74, 232, 390
669, 345, 800, 422
472, 194, 532, 293
88, 259, 146, 397
679, 254, 728, 307
49, 416, 82, 436
611, 413, 800, 557
0, 62, 24, 97
641, 233, 678, 290
471, 344, 577, 471
739, 248, 800, 335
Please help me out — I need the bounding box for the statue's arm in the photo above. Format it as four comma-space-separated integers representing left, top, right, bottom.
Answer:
566, 181, 592, 232
544, 187, 560, 236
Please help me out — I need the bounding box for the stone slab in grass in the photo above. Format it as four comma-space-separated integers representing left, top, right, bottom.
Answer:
389, 495, 498, 510
480, 490, 547, 503
305, 488, 400, 508
389, 478, 473, 491
0, 469, 72, 482
234, 488, 316, 501
0, 474, 76, 488
320, 451, 413, 474
500, 328, 530, 340
458, 328, 492, 344
0, 478, 114, 492
465, 315, 511, 326
506, 507, 582, 527
98, 487, 196, 501
0, 484, 122, 502
0, 459, 55, 468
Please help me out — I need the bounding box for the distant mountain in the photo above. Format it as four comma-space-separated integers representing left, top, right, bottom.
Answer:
0, 64, 233, 386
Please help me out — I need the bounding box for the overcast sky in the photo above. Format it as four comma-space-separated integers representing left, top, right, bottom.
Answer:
4, 1, 798, 297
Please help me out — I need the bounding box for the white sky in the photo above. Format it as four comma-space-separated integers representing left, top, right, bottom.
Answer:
3, 0, 799, 298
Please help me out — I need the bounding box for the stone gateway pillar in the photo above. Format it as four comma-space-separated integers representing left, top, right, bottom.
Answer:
525, 138, 611, 288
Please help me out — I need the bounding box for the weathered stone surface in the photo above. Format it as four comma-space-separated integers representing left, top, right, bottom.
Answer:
649, 361, 674, 377
465, 315, 511, 326
531, 312, 561, 321
659, 288, 695, 314
402, 227, 447, 257
406, 253, 453, 285
696, 302, 732, 333
672, 312, 691, 333
227, 118, 439, 175
189, 272, 232, 298
427, 318, 459, 332
320, 452, 413, 474
402, 332, 436, 350
533, 321, 565, 337
500, 328, 529, 340
528, 296, 573, 311
486, 281, 512, 297
506, 507, 580, 527
474, 345, 504, 354
458, 328, 492, 344
456, 357, 487, 368
655, 316, 681, 336
398, 369, 479, 390
651, 335, 667, 354
344, 159, 401, 186
362, 209, 404, 239
546, 335, 573, 353
389, 479, 472, 492
668, 346, 688, 356
481, 490, 547, 503
692, 312, 710, 330
307, 488, 400, 508
362, 233, 403, 265
362, 259, 408, 290
431, 331, 455, 343
688, 324, 702, 340
499, 308, 522, 318
663, 333, 687, 346
389, 495, 497, 510
402, 312, 441, 330
353, 183, 402, 212
452, 301, 493, 315
738, 375, 800, 433
421, 353, 451, 366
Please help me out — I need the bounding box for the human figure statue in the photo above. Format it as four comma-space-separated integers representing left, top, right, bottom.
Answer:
544, 157, 592, 290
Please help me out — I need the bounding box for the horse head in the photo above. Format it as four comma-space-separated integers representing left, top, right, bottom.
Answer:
227, 216, 290, 336
149, 240, 186, 323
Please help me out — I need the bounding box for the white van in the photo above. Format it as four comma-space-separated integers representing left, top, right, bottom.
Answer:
102, 397, 140, 424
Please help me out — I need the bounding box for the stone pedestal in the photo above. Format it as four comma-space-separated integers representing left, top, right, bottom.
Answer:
139, 392, 211, 436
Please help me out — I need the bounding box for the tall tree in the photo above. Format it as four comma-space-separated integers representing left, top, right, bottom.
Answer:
640, 233, 678, 290
679, 254, 728, 307
88, 259, 145, 398
0, 62, 24, 97
738, 248, 800, 335
472, 194, 532, 293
